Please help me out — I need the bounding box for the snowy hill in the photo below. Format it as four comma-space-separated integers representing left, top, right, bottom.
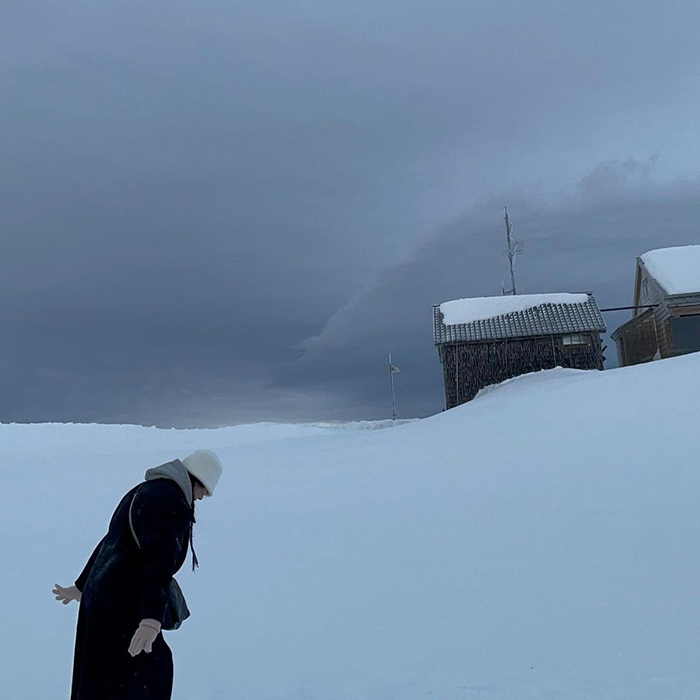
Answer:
4, 354, 700, 700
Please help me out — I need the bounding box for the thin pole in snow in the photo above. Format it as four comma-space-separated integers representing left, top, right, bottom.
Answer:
388, 353, 398, 421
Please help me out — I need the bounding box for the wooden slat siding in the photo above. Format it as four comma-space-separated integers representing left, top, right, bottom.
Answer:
634, 260, 668, 355
649, 299, 700, 359
613, 258, 700, 364
611, 309, 658, 366
655, 298, 673, 358
440, 334, 604, 409
670, 303, 700, 316
635, 260, 666, 313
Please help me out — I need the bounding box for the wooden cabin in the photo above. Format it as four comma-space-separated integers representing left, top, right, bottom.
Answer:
611, 245, 700, 366
433, 293, 606, 409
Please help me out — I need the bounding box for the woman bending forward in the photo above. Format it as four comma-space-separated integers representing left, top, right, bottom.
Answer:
53, 450, 223, 700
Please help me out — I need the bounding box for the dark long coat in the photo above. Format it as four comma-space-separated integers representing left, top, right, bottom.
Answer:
71, 478, 192, 700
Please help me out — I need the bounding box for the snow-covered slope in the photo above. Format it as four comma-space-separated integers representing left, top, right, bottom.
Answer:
4, 354, 700, 700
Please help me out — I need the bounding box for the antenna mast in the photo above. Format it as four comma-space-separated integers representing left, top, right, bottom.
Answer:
502, 204, 525, 295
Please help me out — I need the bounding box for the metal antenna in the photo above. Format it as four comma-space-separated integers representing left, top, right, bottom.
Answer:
502, 204, 525, 295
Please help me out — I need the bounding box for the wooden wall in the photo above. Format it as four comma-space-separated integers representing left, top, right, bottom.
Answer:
614, 300, 700, 365
439, 334, 604, 409
614, 309, 659, 366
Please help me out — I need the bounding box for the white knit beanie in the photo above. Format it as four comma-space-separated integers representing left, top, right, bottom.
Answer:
181, 450, 223, 497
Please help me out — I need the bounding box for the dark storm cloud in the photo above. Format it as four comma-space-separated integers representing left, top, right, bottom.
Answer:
281, 163, 700, 421
2, 1, 700, 425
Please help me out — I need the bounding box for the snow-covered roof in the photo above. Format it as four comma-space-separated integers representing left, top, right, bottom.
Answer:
434, 293, 606, 344
440, 293, 590, 326
640, 245, 700, 296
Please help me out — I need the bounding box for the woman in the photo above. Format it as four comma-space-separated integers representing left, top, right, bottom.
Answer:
53, 449, 223, 700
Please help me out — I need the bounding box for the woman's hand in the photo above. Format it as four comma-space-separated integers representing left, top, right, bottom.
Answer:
128, 619, 162, 656
53, 584, 81, 605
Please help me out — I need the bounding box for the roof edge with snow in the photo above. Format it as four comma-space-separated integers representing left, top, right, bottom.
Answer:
433, 293, 606, 344
639, 245, 700, 297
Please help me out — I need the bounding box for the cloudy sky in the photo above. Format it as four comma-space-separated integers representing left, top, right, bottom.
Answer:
2, 1, 700, 427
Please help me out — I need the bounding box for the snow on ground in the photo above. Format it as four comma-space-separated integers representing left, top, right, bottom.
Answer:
4, 353, 700, 699
641, 244, 700, 295
440, 293, 590, 325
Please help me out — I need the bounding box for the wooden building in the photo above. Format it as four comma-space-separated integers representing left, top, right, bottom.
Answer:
433, 293, 606, 409
611, 245, 700, 366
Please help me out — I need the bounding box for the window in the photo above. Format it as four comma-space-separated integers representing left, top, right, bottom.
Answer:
670, 314, 700, 356
562, 334, 590, 346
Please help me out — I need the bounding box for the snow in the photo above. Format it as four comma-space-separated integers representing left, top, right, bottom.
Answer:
641, 245, 700, 295
440, 293, 591, 325
6, 352, 700, 699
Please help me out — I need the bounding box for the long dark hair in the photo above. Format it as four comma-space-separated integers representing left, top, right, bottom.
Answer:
187, 474, 201, 571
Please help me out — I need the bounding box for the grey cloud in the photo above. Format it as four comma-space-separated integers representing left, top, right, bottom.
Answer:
278, 166, 700, 420
2, 2, 700, 425
578, 156, 661, 199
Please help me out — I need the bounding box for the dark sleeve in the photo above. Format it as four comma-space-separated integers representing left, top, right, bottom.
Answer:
133, 484, 191, 623
75, 536, 107, 592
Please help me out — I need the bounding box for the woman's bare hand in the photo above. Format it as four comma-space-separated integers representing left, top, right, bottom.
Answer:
53, 583, 82, 605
